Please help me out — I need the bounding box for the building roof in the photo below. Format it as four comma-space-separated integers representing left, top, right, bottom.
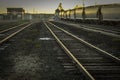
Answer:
7, 8, 25, 12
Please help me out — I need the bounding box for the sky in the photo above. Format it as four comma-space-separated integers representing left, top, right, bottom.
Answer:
0, 0, 120, 13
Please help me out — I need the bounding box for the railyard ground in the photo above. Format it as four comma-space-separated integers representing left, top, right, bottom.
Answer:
0, 20, 119, 80
0, 22, 78, 80
52, 21, 120, 58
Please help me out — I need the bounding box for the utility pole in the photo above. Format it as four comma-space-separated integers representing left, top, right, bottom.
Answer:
95, 0, 97, 6
82, 0, 85, 21
82, 0, 85, 7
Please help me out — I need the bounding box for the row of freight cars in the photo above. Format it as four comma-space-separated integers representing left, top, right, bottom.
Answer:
59, 4, 120, 25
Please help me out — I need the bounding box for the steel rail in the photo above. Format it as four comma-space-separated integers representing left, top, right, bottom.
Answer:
79, 24, 120, 38
44, 22, 95, 80
0, 22, 29, 34
56, 21, 120, 38
0, 23, 33, 45
81, 24, 119, 34
49, 22, 120, 63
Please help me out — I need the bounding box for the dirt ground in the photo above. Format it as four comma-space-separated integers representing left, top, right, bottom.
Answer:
0, 22, 84, 80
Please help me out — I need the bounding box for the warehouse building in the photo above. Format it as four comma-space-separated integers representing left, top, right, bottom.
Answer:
7, 8, 25, 20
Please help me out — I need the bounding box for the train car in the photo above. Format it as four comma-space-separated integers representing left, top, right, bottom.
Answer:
66, 10, 70, 20
58, 3, 120, 25
63, 11, 67, 20
101, 4, 120, 24
60, 10, 64, 20
69, 9, 75, 20
85, 6, 99, 23
75, 7, 83, 21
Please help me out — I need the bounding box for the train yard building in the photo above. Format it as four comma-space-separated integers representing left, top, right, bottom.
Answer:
7, 8, 25, 20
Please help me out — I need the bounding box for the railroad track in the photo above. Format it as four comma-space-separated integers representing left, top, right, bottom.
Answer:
55, 21, 120, 38
79, 23, 120, 34
79, 24, 120, 38
0, 21, 25, 31
0, 22, 29, 34
44, 21, 120, 80
0, 22, 33, 46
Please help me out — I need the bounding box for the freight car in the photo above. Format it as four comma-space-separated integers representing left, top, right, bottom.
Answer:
59, 4, 120, 25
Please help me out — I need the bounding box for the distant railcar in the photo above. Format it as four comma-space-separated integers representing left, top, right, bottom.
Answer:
60, 10, 64, 19
70, 9, 75, 20
75, 8, 83, 20
66, 10, 70, 20
59, 10, 63, 19
63, 11, 67, 19
59, 3, 120, 25
85, 6, 99, 20
101, 4, 120, 21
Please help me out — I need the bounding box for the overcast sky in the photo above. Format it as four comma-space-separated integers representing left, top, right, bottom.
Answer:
0, 0, 120, 13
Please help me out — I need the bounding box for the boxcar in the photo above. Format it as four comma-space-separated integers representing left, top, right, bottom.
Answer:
85, 6, 99, 20
101, 4, 120, 21
70, 9, 75, 20
66, 10, 70, 20
75, 8, 83, 20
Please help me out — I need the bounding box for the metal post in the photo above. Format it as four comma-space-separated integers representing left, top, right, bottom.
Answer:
95, 0, 97, 6
83, 0, 85, 7
82, 0, 85, 21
